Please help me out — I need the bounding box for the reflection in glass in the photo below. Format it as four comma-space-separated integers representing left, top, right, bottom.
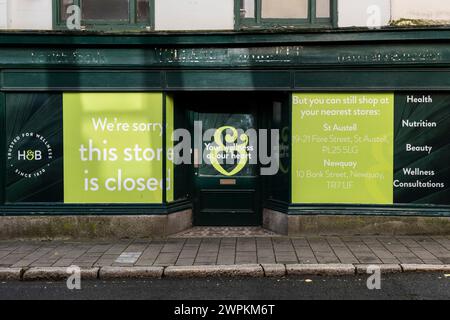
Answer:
241, 0, 255, 18
316, 0, 331, 18
137, 0, 150, 22
262, 0, 308, 19
82, 0, 129, 21
199, 113, 257, 177
60, 0, 74, 21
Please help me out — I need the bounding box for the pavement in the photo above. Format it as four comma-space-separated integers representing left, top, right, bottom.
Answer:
0, 234, 450, 280
1, 273, 449, 300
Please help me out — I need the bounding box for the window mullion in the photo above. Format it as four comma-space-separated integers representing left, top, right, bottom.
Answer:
256, 0, 261, 24
149, 0, 155, 28
309, 0, 316, 24
331, 0, 337, 27
130, 0, 136, 24
76, 0, 82, 26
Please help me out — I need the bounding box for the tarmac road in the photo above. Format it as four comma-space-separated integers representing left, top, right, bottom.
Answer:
0, 273, 449, 300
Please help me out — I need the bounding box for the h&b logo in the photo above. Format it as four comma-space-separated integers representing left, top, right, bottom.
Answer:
17, 150, 42, 161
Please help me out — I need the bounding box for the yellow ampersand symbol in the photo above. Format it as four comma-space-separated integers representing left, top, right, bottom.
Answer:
26, 150, 35, 161
210, 126, 249, 176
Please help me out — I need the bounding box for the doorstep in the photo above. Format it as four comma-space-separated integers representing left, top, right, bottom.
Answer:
169, 227, 281, 238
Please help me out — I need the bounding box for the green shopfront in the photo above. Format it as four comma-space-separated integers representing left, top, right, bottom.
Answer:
0, 29, 449, 238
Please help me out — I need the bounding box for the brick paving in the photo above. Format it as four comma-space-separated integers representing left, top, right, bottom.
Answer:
0, 235, 449, 268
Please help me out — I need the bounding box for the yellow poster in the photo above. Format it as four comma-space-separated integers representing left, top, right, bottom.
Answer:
63, 93, 164, 203
292, 93, 394, 204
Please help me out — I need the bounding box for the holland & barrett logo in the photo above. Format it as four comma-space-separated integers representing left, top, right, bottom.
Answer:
7, 132, 53, 179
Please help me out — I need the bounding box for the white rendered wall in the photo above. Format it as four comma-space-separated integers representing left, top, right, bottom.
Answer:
391, 0, 450, 22
0, 0, 7, 29
155, 0, 235, 31
338, 0, 391, 28
7, 0, 52, 30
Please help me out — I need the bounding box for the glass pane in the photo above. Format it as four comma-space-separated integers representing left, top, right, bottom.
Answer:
82, 0, 129, 21
241, 0, 255, 18
137, 0, 149, 22
199, 113, 257, 177
60, 0, 74, 21
262, 0, 308, 19
316, 0, 330, 18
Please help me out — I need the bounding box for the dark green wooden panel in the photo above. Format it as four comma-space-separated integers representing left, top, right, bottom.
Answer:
0, 199, 192, 216
2, 71, 163, 91
0, 92, 5, 205
0, 44, 448, 69
5, 69, 450, 91
200, 190, 256, 211
394, 93, 450, 205
265, 94, 290, 203
5, 93, 63, 203
295, 69, 450, 90
286, 204, 450, 217
263, 199, 450, 216
166, 71, 292, 90
2, 29, 450, 46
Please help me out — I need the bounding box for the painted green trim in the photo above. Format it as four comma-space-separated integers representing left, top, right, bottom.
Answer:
2, 43, 449, 70
0, 92, 4, 205
6, 69, 450, 92
286, 205, 450, 217
264, 200, 450, 217
1, 71, 163, 91
162, 92, 167, 204
288, 93, 293, 204
3, 28, 450, 46
234, 0, 240, 31
239, 20, 331, 29
2, 200, 449, 217
236, 0, 333, 29
309, 0, 316, 25
149, 0, 155, 30
293, 69, 450, 91
165, 71, 292, 91
0, 199, 192, 216
130, 0, 136, 25
256, 0, 261, 25
331, 0, 338, 28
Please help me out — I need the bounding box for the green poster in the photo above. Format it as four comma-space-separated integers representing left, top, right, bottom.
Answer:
166, 94, 174, 203
292, 93, 394, 204
63, 93, 164, 203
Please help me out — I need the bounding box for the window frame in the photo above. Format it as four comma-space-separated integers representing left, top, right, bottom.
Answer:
53, 0, 155, 31
235, 0, 337, 29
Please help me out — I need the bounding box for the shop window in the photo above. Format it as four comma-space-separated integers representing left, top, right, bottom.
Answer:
82, 0, 130, 21
262, 0, 308, 19
54, 0, 153, 30
238, 0, 335, 29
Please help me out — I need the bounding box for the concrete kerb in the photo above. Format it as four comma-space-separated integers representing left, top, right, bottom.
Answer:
401, 264, 450, 272
261, 264, 287, 277
22, 267, 99, 281
0, 268, 23, 281
99, 266, 164, 279
163, 264, 265, 278
2, 264, 450, 281
286, 264, 356, 276
355, 264, 403, 274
